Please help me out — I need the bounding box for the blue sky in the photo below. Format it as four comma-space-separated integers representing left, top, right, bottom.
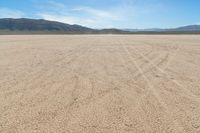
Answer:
0, 0, 199, 28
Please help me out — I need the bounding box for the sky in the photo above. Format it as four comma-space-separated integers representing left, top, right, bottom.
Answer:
0, 0, 199, 29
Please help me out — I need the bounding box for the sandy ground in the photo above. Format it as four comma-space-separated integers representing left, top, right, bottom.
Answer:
0, 35, 200, 133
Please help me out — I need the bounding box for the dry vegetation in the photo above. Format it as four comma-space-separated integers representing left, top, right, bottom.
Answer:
0, 35, 200, 133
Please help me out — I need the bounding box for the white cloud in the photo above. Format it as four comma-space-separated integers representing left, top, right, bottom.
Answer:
0, 0, 167, 28
37, 13, 80, 24
0, 8, 25, 18
37, 12, 108, 28
34, 1, 124, 28
72, 6, 119, 20
38, 0, 65, 11
34, 0, 163, 28
46, 0, 65, 9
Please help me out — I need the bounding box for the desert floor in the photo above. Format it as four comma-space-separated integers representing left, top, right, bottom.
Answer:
0, 35, 200, 133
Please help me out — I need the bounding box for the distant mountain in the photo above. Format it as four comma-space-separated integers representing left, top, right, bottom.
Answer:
168, 25, 200, 31
0, 18, 200, 34
0, 18, 95, 33
123, 25, 200, 32
0, 18, 129, 34
124, 28, 165, 32
99, 28, 129, 33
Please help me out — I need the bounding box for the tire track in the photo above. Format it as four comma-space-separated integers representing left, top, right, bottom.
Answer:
130, 44, 200, 132
122, 44, 185, 133
132, 47, 200, 102
163, 45, 180, 71
133, 53, 170, 80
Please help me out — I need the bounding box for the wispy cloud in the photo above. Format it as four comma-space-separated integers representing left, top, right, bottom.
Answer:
34, 0, 125, 28
36, 12, 113, 28
72, 6, 119, 20
33, 0, 65, 11
0, 8, 25, 18
33, 0, 164, 28
46, 0, 65, 9
0, 0, 164, 28
37, 13, 92, 25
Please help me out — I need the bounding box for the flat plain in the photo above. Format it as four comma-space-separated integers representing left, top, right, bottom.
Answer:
0, 35, 200, 133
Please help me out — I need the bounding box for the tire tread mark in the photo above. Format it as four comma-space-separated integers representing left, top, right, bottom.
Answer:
122, 44, 185, 133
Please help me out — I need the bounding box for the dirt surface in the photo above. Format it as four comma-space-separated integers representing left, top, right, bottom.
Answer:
0, 35, 200, 133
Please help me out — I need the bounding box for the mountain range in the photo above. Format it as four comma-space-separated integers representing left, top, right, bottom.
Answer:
0, 18, 95, 33
0, 18, 200, 34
